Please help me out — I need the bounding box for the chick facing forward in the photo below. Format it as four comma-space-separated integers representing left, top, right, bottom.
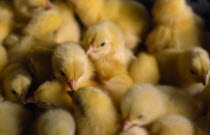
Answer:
67, 87, 119, 135
121, 84, 200, 129
68, 0, 149, 49
0, 45, 8, 72
119, 127, 148, 135
156, 47, 210, 89
52, 42, 94, 91
36, 109, 75, 135
129, 52, 160, 84
146, 0, 204, 52
0, 98, 32, 135
1, 63, 32, 103
150, 115, 194, 135
31, 80, 73, 110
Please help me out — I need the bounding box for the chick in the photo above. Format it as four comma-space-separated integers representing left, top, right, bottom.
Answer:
36, 109, 75, 135
150, 115, 194, 135
68, 0, 149, 49
52, 42, 94, 91
0, 1, 14, 43
129, 52, 160, 84
30, 80, 73, 110
67, 87, 119, 135
0, 45, 8, 72
53, 1, 80, 43
156, 47, 210, 89
146, 0, 204, 52
13, 0, 53, 20
0, 98, 32, 135
1, 63, 32, 103
119, 127, 148, 135
121, 84, 200, 129
82, 21, 133, 103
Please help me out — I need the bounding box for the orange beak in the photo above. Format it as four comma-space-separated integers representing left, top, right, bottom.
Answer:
45, 0, 54, 9
86, 45, 94, 54
122, 120, 136, 131
67, 79, 77, 90
19, 90, 27, 104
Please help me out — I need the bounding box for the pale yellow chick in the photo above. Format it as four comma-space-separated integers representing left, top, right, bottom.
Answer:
0, 45, 8, 72
52, 42, 94, 91
30, 80, 73, 110
129, 52, 160, 84
155, 47, 210, 89
121, 84, 200, 129
150, 115, 194, 135
36, 109, 75, 135
0, 98, 32, 135
0, 1, 14, 43
1, 63, 32, 103
67, 87, 119, 135
82, 21, 134, 103
146, 0, 204, 52
53, 1, 80, 43
68, 0, 149, 49
119, 127, 148, 135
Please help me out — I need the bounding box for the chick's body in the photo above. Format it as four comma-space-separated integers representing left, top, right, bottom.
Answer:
36, 109, 75, 135
0, 45, 8, 72
69, 0, 149, 49
0, 99, 32, 135
146, 0, 204, 52
119, 127, 148, 135
69, 87, 119, 135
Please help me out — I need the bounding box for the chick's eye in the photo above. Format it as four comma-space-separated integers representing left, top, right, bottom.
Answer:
190, 69, 196, 75
100, 42, 106, 47
60, 70, 66, 77
137, 114, 144, 119
11, 89, 18, 95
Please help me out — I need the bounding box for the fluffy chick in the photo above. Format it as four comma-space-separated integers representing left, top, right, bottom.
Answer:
150, 115, 194, 135
0, 45, 8, 72
146, 0, 204, 52
119, 127, 148, 135
53, 1, 80, 43
30, 80, 73, 110
156, 47, 210, 88
82, 21, 133, 103
129, 52, 160, 84
52, 42, 94, 91
68, 0, 149, 49
13, 0, 53, 20
121, 84, 200, 129
68, 87, 119, 135
0, 98, 32, 135
0, 1, 14, 43
1, 63, 32, 103
36, 109, 75, 135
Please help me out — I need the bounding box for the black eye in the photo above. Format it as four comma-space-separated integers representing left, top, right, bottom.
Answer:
60, 70, 66, 77
11, 89, 18, 95
190, 69, 196, 75
137, 114, 144, 119
100, 42, 106, 47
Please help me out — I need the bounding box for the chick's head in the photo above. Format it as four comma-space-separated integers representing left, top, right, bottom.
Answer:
121, 84, 166, 130
83, 21, 125, 60
52, 42, 90, 90
177, 47, 210, 85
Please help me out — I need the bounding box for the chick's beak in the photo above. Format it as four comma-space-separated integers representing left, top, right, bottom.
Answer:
19, 91, 27, 104
67, 79, 77, 90
45, 0, 53, 9
122, 120, 136, 131
86, 45, 94, 54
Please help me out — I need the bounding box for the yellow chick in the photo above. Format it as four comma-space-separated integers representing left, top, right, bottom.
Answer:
68, 0, 149, 49
36, 109, 75, 135
1, 63, 32, 103
82, 21, 134, 103
52, 42, 94, 91
129, 52, 160, 84
119, 127, 148, 135
121, 84, 200, 129
0, 45, 8, 72
156, 47, 210, 88
13, 0, 53, 20
0, 1, 14, 43
146, 0, 204, 52
0, 98, 32, 135
53, 1, 80, 43
29, 80, 73, 110
67, 87, 119, 135
150, 115, 194, 135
